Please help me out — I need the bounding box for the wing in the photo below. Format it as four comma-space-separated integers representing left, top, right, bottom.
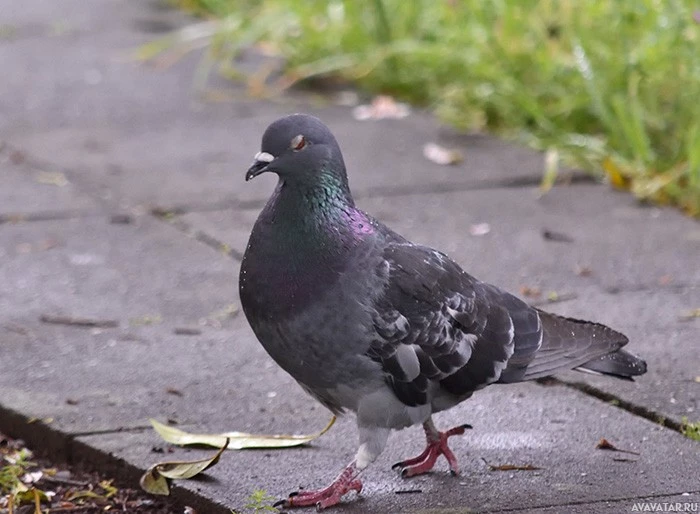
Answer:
367, 242, 543, 407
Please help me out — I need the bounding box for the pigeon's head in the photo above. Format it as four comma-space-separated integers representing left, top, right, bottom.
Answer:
245, 114, 348, 188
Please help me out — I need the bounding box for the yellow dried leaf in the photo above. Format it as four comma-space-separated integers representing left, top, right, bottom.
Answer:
540, 148, 559, 195
602, 157, 629, 190
139, 439, 229, 496
139, 467, 170, 496
35, 171, 69, 187
149, 416, 335, 449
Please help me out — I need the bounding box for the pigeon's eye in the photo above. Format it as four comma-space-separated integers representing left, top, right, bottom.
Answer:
290, 134, 306, 151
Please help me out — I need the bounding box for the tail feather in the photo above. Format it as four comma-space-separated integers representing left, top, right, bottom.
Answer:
576, 349, 647, 380
501, 309, 646, 382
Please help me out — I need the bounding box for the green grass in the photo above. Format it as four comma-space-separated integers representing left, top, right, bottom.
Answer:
681, 418, 700, 442
172, 0, 700, 215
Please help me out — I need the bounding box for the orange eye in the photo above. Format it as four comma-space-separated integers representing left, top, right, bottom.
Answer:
291, 134, 306, 151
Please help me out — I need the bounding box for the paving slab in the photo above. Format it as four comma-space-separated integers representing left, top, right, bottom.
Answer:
0, 215, 253, 433
0, 149, 100, 217
9, 106, 557, 213
543, 286, 700, 424
75, 384, 700, 514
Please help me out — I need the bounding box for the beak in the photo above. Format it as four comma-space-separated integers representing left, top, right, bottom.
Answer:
245, 151, 275, 181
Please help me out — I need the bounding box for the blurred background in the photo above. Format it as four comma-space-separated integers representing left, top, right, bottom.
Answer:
170, 0, 700, 216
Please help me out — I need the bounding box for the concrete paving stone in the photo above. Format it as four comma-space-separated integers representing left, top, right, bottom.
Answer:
0, 0, 188, 38
543, 287, 700, 425
76, 384, 700, 514
0, 216, 236, 322
0, 0, 195, 134
8, 105, 555, 213
0, 153, 99, 216
0, 320, 328, 436
0, 215, 256, 432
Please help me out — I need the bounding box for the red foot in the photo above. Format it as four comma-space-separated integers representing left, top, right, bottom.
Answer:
392, 424, 471, 477
275, 464, 363, 510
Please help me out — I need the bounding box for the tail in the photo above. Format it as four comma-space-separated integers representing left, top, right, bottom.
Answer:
575, 348, 647, 380
499, 309, 647, 383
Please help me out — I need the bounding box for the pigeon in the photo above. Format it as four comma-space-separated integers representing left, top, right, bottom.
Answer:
239, 114, 647, 510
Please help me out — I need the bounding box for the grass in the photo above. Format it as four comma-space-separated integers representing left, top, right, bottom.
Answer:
171, 0, 700, 216
681, 418, 700, 442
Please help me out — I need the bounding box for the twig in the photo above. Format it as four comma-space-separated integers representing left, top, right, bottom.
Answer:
39, 314, 118, 328
173, 327, 202, 336
530, 292, 578, 306
41, 475, 90, 487
481, 457, 541, 471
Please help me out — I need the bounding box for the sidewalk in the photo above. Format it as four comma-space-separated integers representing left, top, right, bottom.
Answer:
1, 1, 698, 513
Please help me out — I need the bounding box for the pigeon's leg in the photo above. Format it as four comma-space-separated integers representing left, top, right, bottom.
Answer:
276, 427, 389, 510
392, 417, 471, 477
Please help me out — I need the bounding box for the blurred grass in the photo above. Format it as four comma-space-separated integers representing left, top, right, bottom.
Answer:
171, 0, 700, 216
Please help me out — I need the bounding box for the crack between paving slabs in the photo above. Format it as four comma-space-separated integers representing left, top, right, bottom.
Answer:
150, 209, 245, 261
151, 206, 700, 296
143, 170, 599, 218
535, 377, 686, 434
485, 489, 700, 513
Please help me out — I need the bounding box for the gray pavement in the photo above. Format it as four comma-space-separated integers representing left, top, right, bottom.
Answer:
1, 1, 698, 513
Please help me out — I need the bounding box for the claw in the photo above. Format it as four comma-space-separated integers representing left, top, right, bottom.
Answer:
277, 463, 362, 510
395, 421, 469, 477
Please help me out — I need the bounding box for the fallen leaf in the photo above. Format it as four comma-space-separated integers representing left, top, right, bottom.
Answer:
139, 439, 229, 496
203, 304, 239, 325
678, 308, 700, 321
65, 489, 107, 501
129, 314, 162, 326
658, 275, 673, 286
530, 291, 578, 306
352, 95, 410, 120
35, 171, 69, 187
519, 286, 541, 298
603, 157, 629, 190
481, 458, 541, 471
574, 264, 593, 277
595, 438, 640, 455
422, 143, 463, 165
138, 467, 170, 496
539, 148, 559, 195
469, 223, 491, 236
165, 387, 183, 397
100, 479, 118, 498
149, 416, 335, 450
